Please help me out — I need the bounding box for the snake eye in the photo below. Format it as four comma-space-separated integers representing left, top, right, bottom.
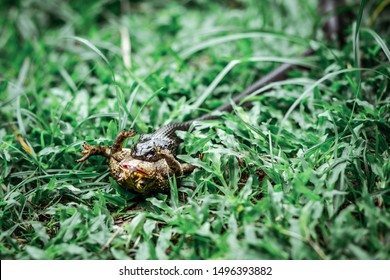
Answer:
144, 148, 157, 161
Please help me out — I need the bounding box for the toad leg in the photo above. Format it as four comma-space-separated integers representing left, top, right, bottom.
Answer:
75, 143, 111, 162
111, 129, 136, 154
155, 146, 195, 175
182, 163, 196, 174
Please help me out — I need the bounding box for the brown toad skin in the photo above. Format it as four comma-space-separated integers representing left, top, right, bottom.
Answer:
110, 148, 177, 194
76, 130, 194, 196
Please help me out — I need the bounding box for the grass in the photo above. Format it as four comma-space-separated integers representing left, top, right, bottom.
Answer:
0, 0, 389, 260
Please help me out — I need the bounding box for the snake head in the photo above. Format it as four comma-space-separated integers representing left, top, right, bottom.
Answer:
131, 137, 173, 162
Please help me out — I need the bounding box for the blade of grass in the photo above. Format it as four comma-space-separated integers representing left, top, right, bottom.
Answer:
277, 68, 381, 140
361, 28, 390, 62
190, 56, 316, 111
179, 32, 310, 59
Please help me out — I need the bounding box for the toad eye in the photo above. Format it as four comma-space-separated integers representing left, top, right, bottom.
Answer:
138, 180, 146, 189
